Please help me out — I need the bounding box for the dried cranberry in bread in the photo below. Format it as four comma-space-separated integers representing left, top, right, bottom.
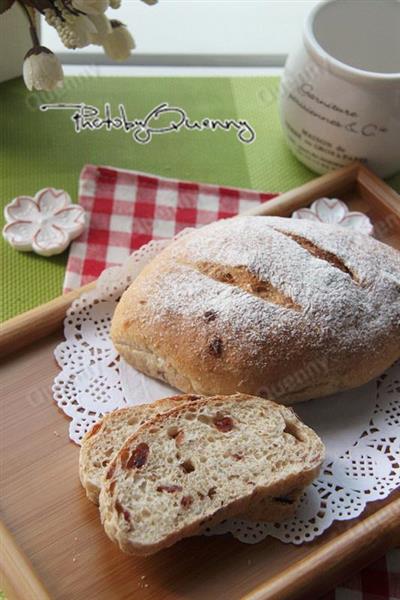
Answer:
79, 395, 201, 504
111, 216, 400, 403
99, 394, 324, 555
80, 396, 302, 521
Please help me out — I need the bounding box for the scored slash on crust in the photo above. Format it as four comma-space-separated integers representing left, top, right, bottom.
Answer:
193, 261, 302, 311
110, 216, 400, 404
273, 228, 359, 283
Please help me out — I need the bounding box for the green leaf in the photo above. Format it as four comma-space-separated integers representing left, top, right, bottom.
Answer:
0, 0, 16, 14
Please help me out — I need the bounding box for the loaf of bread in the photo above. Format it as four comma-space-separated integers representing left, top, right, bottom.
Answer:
79, 396, 301, 521
99, 394, 324, 555
111, 216, 400, 403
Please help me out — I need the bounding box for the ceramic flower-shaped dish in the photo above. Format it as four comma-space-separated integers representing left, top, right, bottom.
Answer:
3, 188, 85, 256
292, 197, 374, 235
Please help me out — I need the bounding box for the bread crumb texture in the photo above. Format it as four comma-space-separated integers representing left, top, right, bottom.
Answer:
100, 395, 324, 555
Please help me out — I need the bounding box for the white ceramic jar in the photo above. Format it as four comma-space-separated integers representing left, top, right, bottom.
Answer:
279, 0, 400, 178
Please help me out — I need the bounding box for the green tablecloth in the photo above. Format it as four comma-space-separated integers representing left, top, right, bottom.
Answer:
1, 76, 399, 322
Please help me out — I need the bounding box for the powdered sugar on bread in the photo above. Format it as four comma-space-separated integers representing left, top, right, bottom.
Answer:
112, 216, 400, 402
149, 217, 399, 351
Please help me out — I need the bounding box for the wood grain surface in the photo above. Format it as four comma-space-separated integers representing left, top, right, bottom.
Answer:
1, 163, 399, 600
0, 281, 95, 360
0, 521, 51, 600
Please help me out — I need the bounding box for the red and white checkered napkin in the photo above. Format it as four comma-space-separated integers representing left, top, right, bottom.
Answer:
64, 164, 399, 600
64, 164, 275, 292
321, 550, 400, 600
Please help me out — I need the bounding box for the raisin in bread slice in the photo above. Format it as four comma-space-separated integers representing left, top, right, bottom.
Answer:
80, 396, 302, 521
79, 395, 201, 504
99, 394, 324, 555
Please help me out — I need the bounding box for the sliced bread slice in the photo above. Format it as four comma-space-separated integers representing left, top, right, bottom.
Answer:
99, 394, 324, 555
80, 396, 302, 521
79, 395, 201, 503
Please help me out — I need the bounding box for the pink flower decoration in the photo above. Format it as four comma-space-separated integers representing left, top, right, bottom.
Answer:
292, 197, 374, 236
3, 188, 85, 256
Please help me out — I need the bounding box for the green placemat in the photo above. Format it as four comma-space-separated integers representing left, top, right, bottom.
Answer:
1, 76, 399, 322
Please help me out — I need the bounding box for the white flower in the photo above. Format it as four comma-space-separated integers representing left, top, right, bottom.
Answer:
67, 14, 98, 48
45, 8, 98, 49
44, 4, 98, 49
72, 0, 110, 15
3, 189, 85, 257
102, 21, 135, 61
87, 13, 112, 40
23, 47, 64, 92
292, 198, 374, 236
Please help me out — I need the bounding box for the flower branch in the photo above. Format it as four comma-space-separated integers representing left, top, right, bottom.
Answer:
1, 0, 158, 91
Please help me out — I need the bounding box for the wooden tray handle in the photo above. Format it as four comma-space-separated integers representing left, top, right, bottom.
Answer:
246, 162, 361, 217
0, 281, 95, 360
244, 497, 400, 600
0, 521, 51, 600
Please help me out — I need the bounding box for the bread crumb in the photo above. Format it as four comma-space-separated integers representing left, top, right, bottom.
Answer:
144, 583, 149, 588
53, 431, 60, 437
74, 536, 78, 541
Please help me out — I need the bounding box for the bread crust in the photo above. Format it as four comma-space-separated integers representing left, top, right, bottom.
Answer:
111, 216, 400, 403
99, 394, 325, 555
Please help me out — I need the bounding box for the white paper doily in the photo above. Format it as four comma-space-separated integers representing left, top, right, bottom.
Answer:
53, 231, 400, 545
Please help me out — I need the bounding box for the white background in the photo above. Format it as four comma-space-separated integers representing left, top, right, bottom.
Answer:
41, 0, 319, 66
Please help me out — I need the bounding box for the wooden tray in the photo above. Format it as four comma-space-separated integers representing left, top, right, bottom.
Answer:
1, 163, 400, 600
